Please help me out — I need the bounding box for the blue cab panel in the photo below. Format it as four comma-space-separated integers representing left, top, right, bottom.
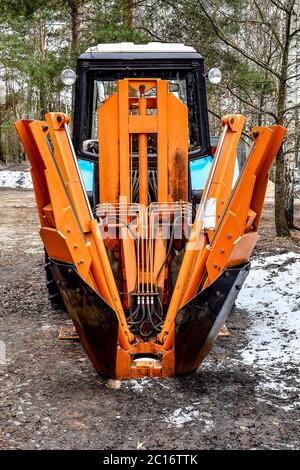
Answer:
78, 159, 94, 192
190, 155, 240, 191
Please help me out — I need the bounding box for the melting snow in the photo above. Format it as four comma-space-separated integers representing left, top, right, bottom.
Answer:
164, 407, 199, 428
236, 252, 300, 412
0, 170, 33, 189
125, 377, 153, 393
164, 406, 214, 430
236, 252, 300, 366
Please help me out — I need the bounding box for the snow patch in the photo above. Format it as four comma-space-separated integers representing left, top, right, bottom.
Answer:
236, 252, 300, 412
164, 406, 199, 428
125, 377, 153, 393
0, 340, 6, 366
0, 170, 33, 189
236, 252, 300, 366
164, 406, 214, 431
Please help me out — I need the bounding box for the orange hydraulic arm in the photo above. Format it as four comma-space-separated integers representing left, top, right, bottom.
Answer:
203, 125, 286, 286
181, 114, 245, 305
16, 113, 133, 350
158, 114, 245, 345
159, 120, 286, 349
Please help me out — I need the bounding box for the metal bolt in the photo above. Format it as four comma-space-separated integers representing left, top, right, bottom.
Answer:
253, 131, 259, 138
227, 233, 232, 238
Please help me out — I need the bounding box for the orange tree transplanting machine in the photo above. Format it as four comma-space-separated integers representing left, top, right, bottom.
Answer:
16, 43, 286, 379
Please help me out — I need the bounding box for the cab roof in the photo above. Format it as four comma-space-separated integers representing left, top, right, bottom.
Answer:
79, 42, 202, 61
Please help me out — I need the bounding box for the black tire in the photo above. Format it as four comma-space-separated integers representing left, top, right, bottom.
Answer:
44, 251, 66, 311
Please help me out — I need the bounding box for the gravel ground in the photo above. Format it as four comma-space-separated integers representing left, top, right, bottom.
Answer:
0, 188, 299, 450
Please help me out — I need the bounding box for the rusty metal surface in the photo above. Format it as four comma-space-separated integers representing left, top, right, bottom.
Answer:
174, 263, 250, 375
218, 324, 230, 337
50, 259, 119, 378
58, 326, 79, 340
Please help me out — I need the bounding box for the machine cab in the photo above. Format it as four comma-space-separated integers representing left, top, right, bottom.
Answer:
72, 42, 212, 207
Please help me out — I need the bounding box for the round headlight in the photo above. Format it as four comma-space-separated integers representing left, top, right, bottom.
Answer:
207, 68, 222, 85
60, 69, 77, 86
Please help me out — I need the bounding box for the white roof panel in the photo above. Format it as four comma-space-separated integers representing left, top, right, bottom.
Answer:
86, 42, 196, 54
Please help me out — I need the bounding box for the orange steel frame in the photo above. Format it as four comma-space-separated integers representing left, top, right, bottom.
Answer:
16, 78, 286, 379
98, 78, 189, 306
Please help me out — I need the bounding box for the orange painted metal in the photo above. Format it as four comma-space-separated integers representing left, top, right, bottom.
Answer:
205, 115, 245, 242
159, 121, 286, 350
158, 115, 245, 346
98, 78, 188, 303
138, 96, 148, 207
167, 92, 189, 202
16, 113, 132, 352
153, 232, 167, 292
118, 80, 131, 201
25, 119, 93, 281
99, 93, 120, 204
156, 80, 168, 202
226, 232, 259, 268
89, 220, 133, 347
16, 85, 285, 379
204, 125, 286, 288
45, 113, 92, 233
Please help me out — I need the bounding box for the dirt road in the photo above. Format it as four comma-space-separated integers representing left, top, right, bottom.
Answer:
0, 188, 299, 450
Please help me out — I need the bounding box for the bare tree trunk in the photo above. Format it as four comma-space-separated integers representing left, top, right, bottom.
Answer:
257, 91, 264, 127
0, 104, 5, 163
124, 0, 134, 31
285, 150, 294, 228
68, 0, 80, 116
70, 0, 80, 52
0, 133, 5, 163
275, 146, 290, 236
37, 21, 48, 117
275, 10, 292, 237
295, 112, 300, 168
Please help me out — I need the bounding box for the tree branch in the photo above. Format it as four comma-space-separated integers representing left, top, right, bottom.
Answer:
253, 0, 283, 50
285, 72, 300, 82
197, 0, 281, 79
134, 25, 165, 41
225, 83, 277, 120
269, 0, 289, 13
285, 102, 300, 113
290, 28, 300, 39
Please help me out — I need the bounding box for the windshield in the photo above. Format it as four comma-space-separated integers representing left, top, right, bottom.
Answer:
89, 78, 188, 142
81, 69, 202, 155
